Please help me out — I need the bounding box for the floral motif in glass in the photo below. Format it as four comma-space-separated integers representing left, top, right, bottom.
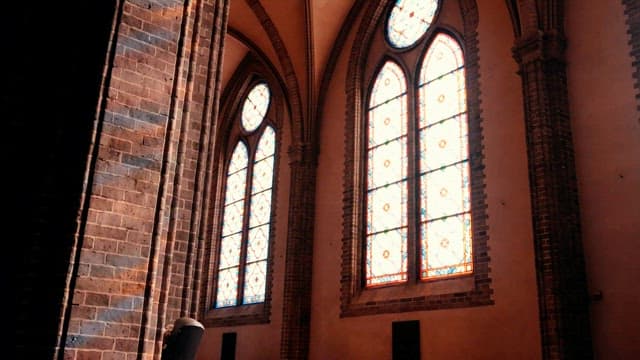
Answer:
386, 0, 438, 49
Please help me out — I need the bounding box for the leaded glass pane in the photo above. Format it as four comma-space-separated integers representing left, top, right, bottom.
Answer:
366, 229, 408, 286
218, 233, 242, 269
420, 115, 468, 172
419, 69, 466, 127
221, 201, 245, 236
215, 267, 239, 307
251, 157, 275, 194
368, 96, 407, 147
228, 142, 248, 174
243, 261, 267, 304
247, 224, 270, 263
420, 33, 465, 84
367, 181, 407, 234
241, 83, 270, 132
421, 213, 472, 278
255, 126, 276, 161
249, 190, 272, 228
386, 0, 438, 49
224, 168, 247, 204
368, 137, 407, 189
420, 162, 470, 221
369, 61, 406, 108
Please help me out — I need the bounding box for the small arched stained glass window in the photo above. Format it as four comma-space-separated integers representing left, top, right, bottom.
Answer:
386, 0, 438, 49
241, 83, 270, 132
215, 85, 277, 308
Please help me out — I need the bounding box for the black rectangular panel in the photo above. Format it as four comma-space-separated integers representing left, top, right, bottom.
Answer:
392, 320, 420, 360
220, 332, 237, 360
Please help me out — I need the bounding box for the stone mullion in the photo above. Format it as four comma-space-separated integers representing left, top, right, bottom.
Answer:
514, 32, 592, 360
280, 143, 317, 360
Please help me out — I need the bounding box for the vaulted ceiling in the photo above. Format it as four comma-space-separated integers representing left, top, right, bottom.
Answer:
222, 0, 356, 124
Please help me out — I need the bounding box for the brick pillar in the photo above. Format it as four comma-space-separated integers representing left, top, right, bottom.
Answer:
622, 0, 640, 112
56, 0, 229, 359
280, 143, 317, 360
513, 31, 593, 359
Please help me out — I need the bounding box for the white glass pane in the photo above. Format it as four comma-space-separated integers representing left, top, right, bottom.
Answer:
367, 181, 407, 234
421, 213, 473, 278
218, 233, 242, 269
255, 126, 276, 161
247, 224, 270, 263
368, 96, 408, 147
221, 201, 245, 236
420, 33, 465, 83
369, 62, 407, 108
366, 229, 408, 286
368, 137, 407, 189
215, 267, 239, 308
249, 190, 273, 228
243, 261, 267, 304
420, 115, 468, 172
228, 142, 248, 174
419, 69, 466, 127
251, 157, 275, 194
421, 162, 470, 221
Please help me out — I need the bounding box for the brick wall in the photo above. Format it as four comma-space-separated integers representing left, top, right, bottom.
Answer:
623, 0, 640, 112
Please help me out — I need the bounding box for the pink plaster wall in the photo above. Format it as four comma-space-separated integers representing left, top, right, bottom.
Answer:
566, 0, 640, 357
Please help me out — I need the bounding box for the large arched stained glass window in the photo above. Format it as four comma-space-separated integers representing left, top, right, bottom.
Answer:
366, 61, 409, 286
364, 2, 472, 287
418, 33, 471, 279
215, 83, 277, 308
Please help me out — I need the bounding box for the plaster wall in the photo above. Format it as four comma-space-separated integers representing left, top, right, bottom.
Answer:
566, 0, 640, 357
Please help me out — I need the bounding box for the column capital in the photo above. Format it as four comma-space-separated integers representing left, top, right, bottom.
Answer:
512, 30, 567, 66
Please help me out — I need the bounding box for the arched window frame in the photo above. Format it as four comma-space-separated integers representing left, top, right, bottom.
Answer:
204, 57, 284, 327
341, 0, 492, 317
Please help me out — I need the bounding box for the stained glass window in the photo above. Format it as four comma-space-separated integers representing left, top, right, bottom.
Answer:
216, 142, 248, 307
386, 0, 438, 49
418, 33, 472, 279
365, 22, 472, 285
215, 83, 276, 308
244, 126, 275, 304
241, 83, 270, 132
366, 61, 408, 286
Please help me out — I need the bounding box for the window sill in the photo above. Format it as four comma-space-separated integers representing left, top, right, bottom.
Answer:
341, 275, 493, 317
202, 303, 270, 327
